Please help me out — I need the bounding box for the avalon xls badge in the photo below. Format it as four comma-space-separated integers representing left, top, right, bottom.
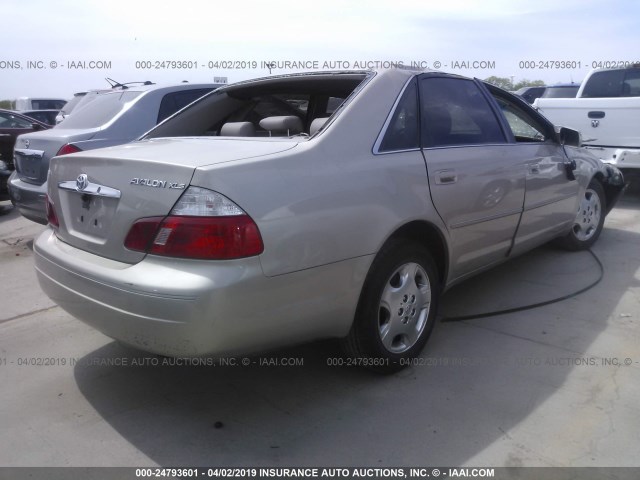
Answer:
130, 178, 186, 189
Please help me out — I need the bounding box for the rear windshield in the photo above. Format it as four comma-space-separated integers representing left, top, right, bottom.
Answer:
65, 92, 102, 117
57, 91, 143, 129
579, 69, 640, 98
60, 94, 86, 115
145, 73, 368, 139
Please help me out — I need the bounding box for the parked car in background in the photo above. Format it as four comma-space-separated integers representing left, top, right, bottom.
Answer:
540, 82, 580, 99
535, 65, 640, 173
0, 109, 51, 200
9, 82, 221, 224
15, 97, 67, 111
56, 80, 155, 124
34, 69, 624, 372
20, 110, 60, 126
514, 85, 546, 104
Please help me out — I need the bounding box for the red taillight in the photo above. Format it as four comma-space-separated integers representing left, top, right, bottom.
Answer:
123, 217, 164, 252
45, 195, 59, 228
124, 215, 264, 260
56, 144, 82, 156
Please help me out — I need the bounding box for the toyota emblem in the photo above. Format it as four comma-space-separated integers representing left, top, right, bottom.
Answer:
76, 174, 89, 191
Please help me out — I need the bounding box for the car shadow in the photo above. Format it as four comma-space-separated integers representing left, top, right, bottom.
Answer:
73, 207, 640, 466
614, 177, 640, 210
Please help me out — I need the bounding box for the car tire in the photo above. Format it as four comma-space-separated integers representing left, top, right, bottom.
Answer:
558, 179, 606, 251
341, 239, 439, 373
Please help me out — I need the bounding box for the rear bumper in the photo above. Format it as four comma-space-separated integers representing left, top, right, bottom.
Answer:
8, 172, 48, 224
601, 164, 625, 214
34, 229, 369, 357
585, 146, 640, 171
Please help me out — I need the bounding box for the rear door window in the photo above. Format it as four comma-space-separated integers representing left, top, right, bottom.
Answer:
420, 77, 506, 147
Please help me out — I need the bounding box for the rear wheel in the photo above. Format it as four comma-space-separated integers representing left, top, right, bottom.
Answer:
341, 239, 439, 373
558, 180, 606, 251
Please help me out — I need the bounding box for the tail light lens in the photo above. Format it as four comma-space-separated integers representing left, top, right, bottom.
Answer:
124, 187, 264, 260
56, 144, 82, 156
45, 195, 59, 228
123, 217, 164, 251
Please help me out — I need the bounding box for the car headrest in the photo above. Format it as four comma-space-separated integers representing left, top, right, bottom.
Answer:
309, 117, 329, 136
220, 122, 256, 137
259, 116, 303, 135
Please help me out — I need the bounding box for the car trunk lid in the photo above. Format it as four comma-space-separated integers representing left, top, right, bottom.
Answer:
14, 129, 98, 184
47, 137, 298, 263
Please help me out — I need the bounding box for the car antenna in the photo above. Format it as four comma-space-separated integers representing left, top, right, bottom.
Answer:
105, 78, 155, 89
105, 77, 127, 89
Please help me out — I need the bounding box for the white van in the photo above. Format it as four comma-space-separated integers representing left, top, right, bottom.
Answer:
15, 97, 67, 111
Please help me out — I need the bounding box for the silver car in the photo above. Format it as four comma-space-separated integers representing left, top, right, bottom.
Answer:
34, 70, 624, 371
9, 82, 220, 224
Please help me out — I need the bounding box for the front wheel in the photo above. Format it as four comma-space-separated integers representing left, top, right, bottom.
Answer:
341, 239, 440, 373
558, 180, 606, 251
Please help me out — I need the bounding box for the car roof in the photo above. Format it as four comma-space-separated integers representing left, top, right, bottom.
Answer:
95, 82, 222, 95
215, 69, 449, 95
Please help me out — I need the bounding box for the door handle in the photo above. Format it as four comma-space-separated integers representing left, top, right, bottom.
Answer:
588, 111, 605, 119
435, 170, 457, 185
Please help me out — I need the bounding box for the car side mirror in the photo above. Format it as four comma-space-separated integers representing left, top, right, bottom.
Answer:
31, 123, 42, 131
557, 127, 580, 181
558, 127, 581, 147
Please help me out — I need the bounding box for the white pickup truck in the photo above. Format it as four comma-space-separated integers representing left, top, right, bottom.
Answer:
535, 65, 640, 173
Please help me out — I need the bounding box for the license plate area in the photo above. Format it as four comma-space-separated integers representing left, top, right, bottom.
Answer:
59, 190, 119, 242
14, 149, 44, 180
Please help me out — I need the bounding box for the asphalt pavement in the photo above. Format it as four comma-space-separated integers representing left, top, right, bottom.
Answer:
0, 186, 638, 468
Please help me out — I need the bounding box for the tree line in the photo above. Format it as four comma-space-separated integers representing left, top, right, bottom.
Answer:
484, 76, 545, 91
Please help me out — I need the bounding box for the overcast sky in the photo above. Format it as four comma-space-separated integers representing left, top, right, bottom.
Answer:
1, 0, 638, 99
